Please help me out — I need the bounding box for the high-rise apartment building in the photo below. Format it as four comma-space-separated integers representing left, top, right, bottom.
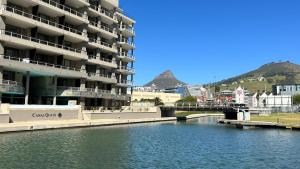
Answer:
0, 0, 135, 109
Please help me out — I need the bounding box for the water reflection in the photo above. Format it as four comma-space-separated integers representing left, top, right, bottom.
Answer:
0, 118, 299, 169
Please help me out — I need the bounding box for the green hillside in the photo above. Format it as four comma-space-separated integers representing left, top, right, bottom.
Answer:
215, 61, 300, 93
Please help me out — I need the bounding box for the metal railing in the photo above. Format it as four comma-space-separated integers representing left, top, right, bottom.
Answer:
89, 5, 115, 19
89, 38, 113, 48
119, 52, 135, 60
88, 55, 113, 63
41, 0, 84, 18
2, 55, 81, 72
120, 25, 134, 34
118, 80, 133, 86
89, 21, 114, 34
3, 5, 83, 35
119, 38, 135, 46
0, 30, 82, 53
87, 72, 112, 78
118, 66, 134, 73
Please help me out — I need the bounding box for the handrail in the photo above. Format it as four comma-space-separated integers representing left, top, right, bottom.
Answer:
89, 38, 113, 48
120, 25, 134, 32
118, 80, 133, 85
119, 38, 135, 46
2, 55, 81, 72
118, 66, 134, 71
119, 52, 135, 59
87, 72, 112, 78
41, 0, 84, 18
90, 5, 115, 19
0, 30, 82, 53
89, 21, 114, 34
3, 5, 83, 35
88, 55, 113, 63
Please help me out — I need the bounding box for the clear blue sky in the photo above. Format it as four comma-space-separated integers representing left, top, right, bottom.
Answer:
120, 0, 300, 85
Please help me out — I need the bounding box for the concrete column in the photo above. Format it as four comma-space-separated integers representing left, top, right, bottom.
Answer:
96, 49, 101, 59
53, 76, 57, 105
25, 71, 30, 105
97, 17, 101, 27
96, 65, 100, 75
96, 32, 101, 43
80, 59, 86, 73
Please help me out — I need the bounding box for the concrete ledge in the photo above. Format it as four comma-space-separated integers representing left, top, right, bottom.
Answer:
0, 117, 177, 134
0, 113, 9, 123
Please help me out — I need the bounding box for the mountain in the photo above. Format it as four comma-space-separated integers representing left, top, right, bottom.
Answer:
144, 70, 186, 90
215, 61, 300, 92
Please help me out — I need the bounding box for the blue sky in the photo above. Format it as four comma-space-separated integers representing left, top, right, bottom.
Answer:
120, 0, 300, 85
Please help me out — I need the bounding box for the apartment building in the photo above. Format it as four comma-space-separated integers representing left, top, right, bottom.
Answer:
0, 0, 135, 109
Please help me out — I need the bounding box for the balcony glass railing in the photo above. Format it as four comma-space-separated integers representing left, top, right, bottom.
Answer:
2, 55, 81, 72
88, 55, 113, 63
0, 30, 83, 53
120, 25, 134, 33
119, 52, 135, 60
3, 5, 83, 35
87, 72, 112, 78
89, 21, 114, 34
0, 80, 25, 94
118, 80, 133, 86
119, 38, 135, 46
41, 0, 84, 18
90, 5, 115, 19
89, 38, 113, 48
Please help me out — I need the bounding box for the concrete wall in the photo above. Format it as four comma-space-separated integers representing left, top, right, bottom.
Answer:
4, 105, 81, 122
83, 107, 161, 120
132, 91, 181, 104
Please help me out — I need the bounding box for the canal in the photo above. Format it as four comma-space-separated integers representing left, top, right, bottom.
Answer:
0, 117, 300, 169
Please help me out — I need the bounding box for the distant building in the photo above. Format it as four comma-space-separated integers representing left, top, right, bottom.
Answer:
131, 91, 181, 106
234, 86, 245, 104
272, 84, 300, 95
250, 92, 292, 108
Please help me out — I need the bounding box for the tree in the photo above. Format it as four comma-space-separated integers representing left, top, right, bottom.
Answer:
176, 96, 197, 103
154, 97, 164, 106
293, 94, 300, 105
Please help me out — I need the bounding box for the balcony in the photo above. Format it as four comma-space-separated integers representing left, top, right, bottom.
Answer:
119, 25, 135, 37
87, 55, 117, 68
86, 72, 117, 84
87, 21, 118, 39
65, 0, 90, 9
116, 66, 135, 75
88, 38, 117, 53
117, 80, 133, 87
118, 38, 135, 50
0, 80, 25, 95
117, 52, 135, 62
116, 11, 136, 25
56, 86, 114, 99
0, 5, 88, 43
0, 30, 87, 60
88, 5, 117, 24
0, 55, 86, 78
39, 0, 88, 24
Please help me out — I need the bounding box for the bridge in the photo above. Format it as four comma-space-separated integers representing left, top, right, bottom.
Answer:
160, 103, 248, 119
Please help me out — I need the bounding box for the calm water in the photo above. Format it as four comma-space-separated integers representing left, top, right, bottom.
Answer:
0, 117, 300, 169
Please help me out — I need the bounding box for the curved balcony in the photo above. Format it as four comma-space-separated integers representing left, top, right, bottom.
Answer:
0, 30, 87, 60
87, 55, 117, 68
39, 0, 88, 24
119, 25, 135, 37
0, 80, 25, 95
117, 80, 133, 87
117, 52, 135, 62
56, 86, 114, 99
118, 38, 135, 50
116, 66, 135, 75
0, 55, 86, 78
86, 72, 117, 84
87, 21, 118, 39
88, 5, 117, 24
1, 5, 88, 43
116, 11, 136, 25
88, 38, 117, 53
